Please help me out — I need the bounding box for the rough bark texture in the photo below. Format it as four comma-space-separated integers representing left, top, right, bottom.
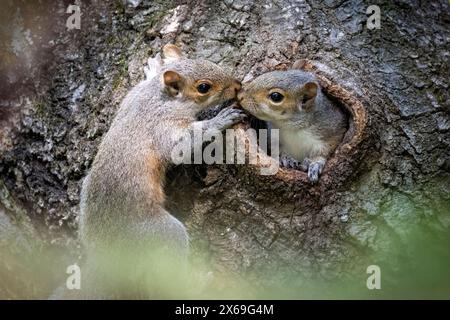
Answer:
0, 0, 449, 298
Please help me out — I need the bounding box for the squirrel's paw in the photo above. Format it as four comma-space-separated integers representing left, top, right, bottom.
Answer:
211, 107, 246, 131
279, 153, 303, 169
306, 157, 326, 184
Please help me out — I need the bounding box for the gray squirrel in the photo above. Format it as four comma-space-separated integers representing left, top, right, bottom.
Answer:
77, 44, 244, 298
238, 65, 347, 183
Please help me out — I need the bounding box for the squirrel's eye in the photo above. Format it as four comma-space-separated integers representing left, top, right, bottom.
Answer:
197, 83, 211, 94
269, 92, 284, 103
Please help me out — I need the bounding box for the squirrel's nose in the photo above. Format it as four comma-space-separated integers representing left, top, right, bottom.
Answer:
233, 80, 242, 93
237, 91, 244, 102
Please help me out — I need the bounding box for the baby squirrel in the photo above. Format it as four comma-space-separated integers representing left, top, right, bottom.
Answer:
238, 65, 347, 183
78, 44, 243, 297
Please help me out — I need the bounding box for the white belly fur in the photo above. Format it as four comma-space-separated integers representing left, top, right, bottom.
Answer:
279, 128, 327, 161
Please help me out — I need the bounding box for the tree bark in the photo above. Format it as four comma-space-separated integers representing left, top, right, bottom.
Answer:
0, 0, 449, 298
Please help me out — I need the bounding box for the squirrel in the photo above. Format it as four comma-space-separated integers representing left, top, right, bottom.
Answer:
77, 44, 244, 298
237, 64, 347, 183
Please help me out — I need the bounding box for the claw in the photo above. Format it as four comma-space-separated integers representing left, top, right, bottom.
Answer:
279, 153, 302, 169
308, 164, 320, 184
212, 107, 246, 131
306, 157, 326, 184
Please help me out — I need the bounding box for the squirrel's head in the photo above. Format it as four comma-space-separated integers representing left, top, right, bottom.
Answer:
159, 44, 241, 111
237, 70, 319, 122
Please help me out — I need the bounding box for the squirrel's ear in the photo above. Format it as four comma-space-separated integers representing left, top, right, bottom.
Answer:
299, 82, 318, 111
303, 82, 318, 100
162, 70, 183, 96
162, 44, 183, 64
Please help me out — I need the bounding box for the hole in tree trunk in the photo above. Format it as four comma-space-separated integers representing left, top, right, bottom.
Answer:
234, 60, 368, 188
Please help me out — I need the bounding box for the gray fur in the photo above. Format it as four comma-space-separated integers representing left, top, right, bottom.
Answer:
240, 70, 347, 183
78, 55, 242, 298
244, 70, 346, 140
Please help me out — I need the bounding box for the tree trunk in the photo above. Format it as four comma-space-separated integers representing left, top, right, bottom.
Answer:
0, 0, 449, 298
